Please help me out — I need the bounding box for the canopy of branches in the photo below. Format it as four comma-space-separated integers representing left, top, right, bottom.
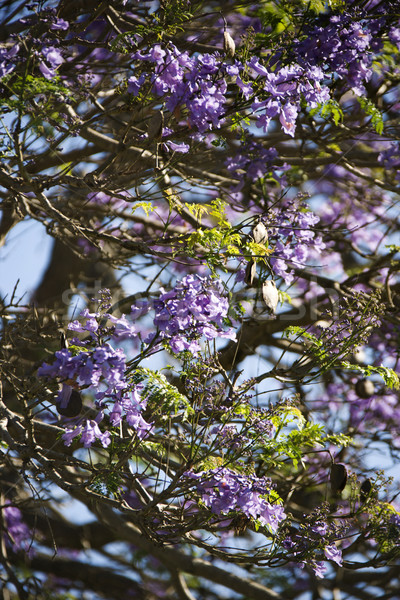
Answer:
1, 1, 400, 599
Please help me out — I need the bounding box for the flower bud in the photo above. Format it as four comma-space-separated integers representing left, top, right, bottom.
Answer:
223, 30, 236, 58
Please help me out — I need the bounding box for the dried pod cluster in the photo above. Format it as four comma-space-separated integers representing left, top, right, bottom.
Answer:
246, 221, 277, 313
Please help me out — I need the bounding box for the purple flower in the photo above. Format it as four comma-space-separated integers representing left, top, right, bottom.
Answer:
125, 412, 153, 439
42, 46, 63, 68
127, 73, 147, 96
324, 544, 343, 566
39, 61, 55, 79
389, 25, 400, 49
153, 275, 235, 354
69, 308, 99, 335
186, 468, 286, 533
259, 503, 286, 533
293, 14, 374, 95
236, 76, 253, 99
104, 313, 137, 339
164, 140, 190, 153
3, 504, 34, 556
312, 522, 328, 536
131, 301, 151, 320
63, 412, 111, 448
62, 426, 83, 446
311, 561, 327, 578
279, 102, 298, 137
150, 44, 166, 64
50, 18, 69, 31
80, 418, 111, 448
247, 56, 269, 77
0, 43, 19, 78
38, 344, 127, 392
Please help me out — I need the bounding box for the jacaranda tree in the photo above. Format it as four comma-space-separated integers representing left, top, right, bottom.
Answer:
1, 0, 400, 598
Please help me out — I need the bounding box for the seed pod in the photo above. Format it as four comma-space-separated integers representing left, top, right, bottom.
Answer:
252, 222, 268, 245
60, 331, 68, 349
360, 478, 372, 503
223, 30, 236, 58
262, 280, 279, 313
330, 463, 347, 495
355, 379, 375, 399
147, 109, 164, 141
244, 259, 256, 286
56, 385, 83, 418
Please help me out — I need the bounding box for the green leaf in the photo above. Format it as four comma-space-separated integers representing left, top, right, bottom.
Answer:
341, 361, 400, 389
357, 97, 384, 134
132, 202, 154, 216
131, 367, 195, 421
312, 99, 344, 125
300, 0, 326, 13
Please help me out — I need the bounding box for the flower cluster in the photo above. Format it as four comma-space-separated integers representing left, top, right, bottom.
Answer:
127, 41, 330, 142
3, 504, 34, 557
186, 467, 286, 533
69, 308, 137, 341
294, 13, 375, 96
319, 378, 400, 447
271, 200, 325, 284
152, 274, 236, 354
129, 44, 229, 134
38, 344, 127, 391
37, 276, 234, 448
283, 515, 344, 578
248, 59, 329, 136
62, 411, 111, 448
0, 43, 19, 79
38, 307, 153, 446
248, 198, 325, 284
225, 139, 288, 203
107, 386, 153, 440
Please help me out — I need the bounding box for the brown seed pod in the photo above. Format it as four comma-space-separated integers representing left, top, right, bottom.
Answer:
147, 110, 164, 141
330, 463, 347, 495
355, 379, 375, 399
57, 386, 83, 418
244, 259, 256, 286
262, 280, 279, 313
60, 331, 68, 349
360, 478, 373, 503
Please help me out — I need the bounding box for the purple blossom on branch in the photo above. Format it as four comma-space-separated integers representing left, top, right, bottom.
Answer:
152, 274, 236, 354
324, 544, 343, 566
0, 43, 19, 79
38, 343, 127, 391
186, 467, 286, 533
3, 504, 34, 557
62, 412, 111, 448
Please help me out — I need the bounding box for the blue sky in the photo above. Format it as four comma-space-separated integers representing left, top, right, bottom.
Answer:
0, 219, 53, 302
